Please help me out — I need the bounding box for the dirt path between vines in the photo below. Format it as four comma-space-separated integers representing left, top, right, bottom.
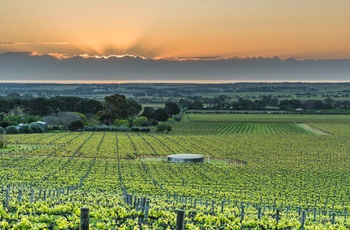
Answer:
297, 123, 330, 135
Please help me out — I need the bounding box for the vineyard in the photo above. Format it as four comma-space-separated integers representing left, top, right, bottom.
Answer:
185, 113, 350, 123
173, 122, 321, 135
0, 114, 350, 229
173, 114, 329, 135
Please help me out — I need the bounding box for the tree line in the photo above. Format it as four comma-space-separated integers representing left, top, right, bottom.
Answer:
279, 98, 350, 110
0, 95, 103, 116
179, 95, 350, 111
0, 94, 181, 134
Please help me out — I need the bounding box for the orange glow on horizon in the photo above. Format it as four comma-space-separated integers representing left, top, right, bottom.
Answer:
1, 1, 350, 59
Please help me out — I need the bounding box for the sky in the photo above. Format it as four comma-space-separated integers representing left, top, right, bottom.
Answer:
1, 0, 350, 60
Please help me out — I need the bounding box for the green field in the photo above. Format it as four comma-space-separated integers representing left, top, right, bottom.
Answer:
172, 113, 335, 135
186, 113, 350, 123
0, 114, 350, 229
173, 121, 320, 135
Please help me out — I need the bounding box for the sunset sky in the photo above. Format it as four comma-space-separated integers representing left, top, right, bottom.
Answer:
1, 0, 350, 60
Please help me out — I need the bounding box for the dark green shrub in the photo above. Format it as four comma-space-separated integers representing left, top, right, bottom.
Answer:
130, 126, 140, 132
84, 126, 96, 131
140, 127, 150, 132
156, 124, 172, 133
68, 120, 84, 131
150, 119, 159, 126
5, 126, 19, 134
30, 124, 45, 133
0, 121, 11, 128
114, 119, 130, 127
116, 125, 129, 132
19, 124, 33, 134
174, 114, 182, 122
96, 125, 108, 131
133, 116, 149, 127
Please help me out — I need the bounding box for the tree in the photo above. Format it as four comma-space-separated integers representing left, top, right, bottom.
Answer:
21, 99, 31, 115
7, 98, 22, 116
97, 94, 142, 124
27, 98, 52, 116
0, 113, 4, 121
68, 120, 84, 131
238, 99, 256, 110
190, 100, 203, 109
178, 98, 191, 109
279, 99, 302, 110
254, 100, 267, 109
55, 96, 82, 112
114, 119, 130, 127
30, 124, 45, 133
76, 99, 103, 115
165, 102, 180, 117
140, 107, 155, 120
0, 120, 11, 129
5, 126, 19, 134
324, 98, 334, 109
153, 108, 169, 121
22, 115, 42, 124
86, 114, 101, 126
127, 99, 142, 117
44, 112, 81, 130
0, 129, 5, 148
302, 100, 325, 110
73, 112, 88, 125
156, 123, 172, 133
0, 98, 12, 113
268, 97, 279, 107
133, 116, 150, 127
19, 124, 33, 134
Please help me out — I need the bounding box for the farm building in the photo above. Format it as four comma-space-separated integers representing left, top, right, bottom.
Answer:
167, 154, 205, 163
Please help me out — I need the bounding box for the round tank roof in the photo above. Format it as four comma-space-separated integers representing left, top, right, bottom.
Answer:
167, 154, 205, 163
167, 154, 204, 159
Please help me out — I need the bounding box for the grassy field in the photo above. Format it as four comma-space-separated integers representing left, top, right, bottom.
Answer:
1, 114, 350, 228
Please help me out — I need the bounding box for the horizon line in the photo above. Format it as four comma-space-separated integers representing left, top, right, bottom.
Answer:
1, 80, 350, 84
2, 51, 350, 61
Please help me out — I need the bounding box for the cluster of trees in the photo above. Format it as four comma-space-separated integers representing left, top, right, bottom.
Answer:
178, 99, 203, 110
206, 95, 279, 110
0, 94, 103, 116
0, 113, 42, 128
178, 95, 278, 110
180, 95, 350, 111
279, 98, 350, 110
140, 102, 181, 121
97, 94, 141, 124
0, 94, 179, 134
1, 124, 45, 135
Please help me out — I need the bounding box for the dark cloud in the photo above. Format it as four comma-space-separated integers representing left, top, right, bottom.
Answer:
0, 52, 350, 82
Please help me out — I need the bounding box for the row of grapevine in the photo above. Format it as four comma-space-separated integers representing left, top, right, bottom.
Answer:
0, 119, 349, 228
174, 121, 313, 135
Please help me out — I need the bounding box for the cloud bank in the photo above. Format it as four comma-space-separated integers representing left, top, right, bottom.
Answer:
0, 52, 350, 83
